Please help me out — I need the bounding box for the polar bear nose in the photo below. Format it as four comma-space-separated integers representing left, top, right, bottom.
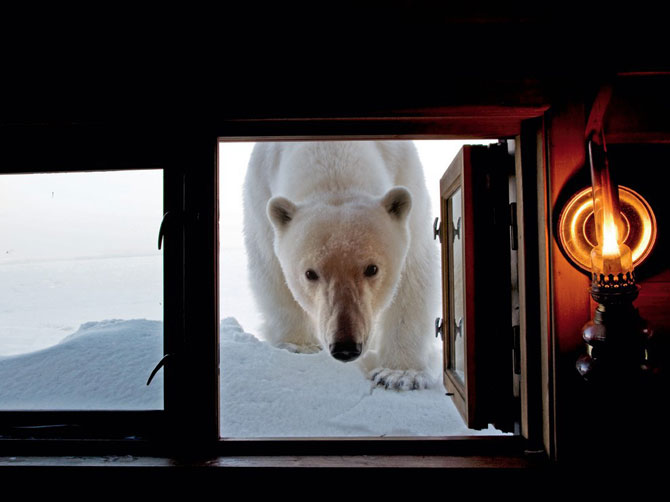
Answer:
329, 341, 362, 362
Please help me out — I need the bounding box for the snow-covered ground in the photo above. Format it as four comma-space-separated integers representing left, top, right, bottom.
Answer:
0, 315, 501, 436
219, 317, 500, 437
0, 255, 163, 356
0, 244, 504, 436
0, 318, 164, 410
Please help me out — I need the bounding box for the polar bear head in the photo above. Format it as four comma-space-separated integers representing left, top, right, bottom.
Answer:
267, 187, 412, 362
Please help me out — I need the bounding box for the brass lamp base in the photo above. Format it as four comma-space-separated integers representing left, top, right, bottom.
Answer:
577, 283, 650, 385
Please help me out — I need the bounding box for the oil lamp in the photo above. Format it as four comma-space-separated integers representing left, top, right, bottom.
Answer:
586, 134, 635, 291
576, 132, 650, 384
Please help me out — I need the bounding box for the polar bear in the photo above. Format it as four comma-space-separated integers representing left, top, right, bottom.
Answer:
243, 141, 439, 390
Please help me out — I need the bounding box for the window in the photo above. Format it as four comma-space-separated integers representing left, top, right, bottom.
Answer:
218, 139, 518, 439
0, 170, 164, 411
0, 126, 182, 441
0, 115, 545, 461
439, 143, 519, 432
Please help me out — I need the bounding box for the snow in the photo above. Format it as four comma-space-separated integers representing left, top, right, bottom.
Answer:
218, 317, 500, 437
0, 316, 503, 437
0, 319, 163, 410
0, 255, 163, 356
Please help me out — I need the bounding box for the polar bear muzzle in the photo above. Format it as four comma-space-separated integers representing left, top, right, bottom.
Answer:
323, 294, 368, 362
329, 341, 363, 362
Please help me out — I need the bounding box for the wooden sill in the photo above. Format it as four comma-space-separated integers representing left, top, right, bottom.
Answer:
0, 453, 551, 494
0, 453, 539, 469
0, 436, 547, 476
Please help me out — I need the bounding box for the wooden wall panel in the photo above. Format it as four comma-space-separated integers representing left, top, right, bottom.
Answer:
547, 93, 670, 462
545, 100, 592, 461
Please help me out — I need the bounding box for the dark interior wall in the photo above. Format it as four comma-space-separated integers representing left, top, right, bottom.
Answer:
3, 5, 667, 127
608, 145, 670, 336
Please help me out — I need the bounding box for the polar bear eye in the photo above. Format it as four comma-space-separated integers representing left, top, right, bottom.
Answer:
305, 269, 319, 281
364, 264, 378, 277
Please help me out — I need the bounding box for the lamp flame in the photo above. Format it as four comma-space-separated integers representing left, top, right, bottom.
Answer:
589, 136, 634, 281
602, 212, 620, 256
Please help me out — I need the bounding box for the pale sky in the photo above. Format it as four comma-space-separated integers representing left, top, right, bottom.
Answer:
0, 170, 163, 264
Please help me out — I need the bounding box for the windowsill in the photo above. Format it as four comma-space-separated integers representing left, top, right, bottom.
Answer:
0, 452, 543, 470
0, 435, 545, 474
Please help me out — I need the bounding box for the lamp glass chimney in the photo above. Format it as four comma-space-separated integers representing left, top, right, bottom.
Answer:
588, 137, 634, 279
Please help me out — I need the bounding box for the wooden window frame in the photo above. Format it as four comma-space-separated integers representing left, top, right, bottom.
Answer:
439, 142, 520, 433
214, 113, 549, 457
0, 124, 191, 448
0, 110, 549, 466
440, 150, 473, 422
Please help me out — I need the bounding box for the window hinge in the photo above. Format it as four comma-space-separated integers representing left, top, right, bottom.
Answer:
453, 216, 461, 242
509, 202, 518, 251
147, 353, 173, 386
435, 317, 444, 340
433, 217, 442, 243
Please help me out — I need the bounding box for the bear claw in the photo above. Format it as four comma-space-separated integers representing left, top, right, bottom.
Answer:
276, 342, 322, 354
369, 368, 430, 391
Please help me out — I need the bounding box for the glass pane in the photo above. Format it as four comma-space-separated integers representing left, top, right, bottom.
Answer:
0, 170, 163, 410
449, 188, 465, 383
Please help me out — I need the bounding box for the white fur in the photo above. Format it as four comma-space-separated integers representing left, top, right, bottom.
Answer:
243, 141, 440, 390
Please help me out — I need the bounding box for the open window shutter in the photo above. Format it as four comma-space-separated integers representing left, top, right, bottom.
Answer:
438, 142, 518, 432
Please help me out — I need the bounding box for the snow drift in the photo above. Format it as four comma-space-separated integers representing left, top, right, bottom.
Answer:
0, 318, 502, 437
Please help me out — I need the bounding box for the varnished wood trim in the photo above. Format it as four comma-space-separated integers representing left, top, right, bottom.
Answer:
515, 119, 547, 450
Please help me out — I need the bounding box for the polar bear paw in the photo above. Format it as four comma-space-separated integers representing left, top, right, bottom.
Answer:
276, 342, 322, 354
369, 368, 431, 391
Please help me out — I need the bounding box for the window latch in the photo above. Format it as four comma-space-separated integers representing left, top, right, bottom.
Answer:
158, 211, 188, 250
147, 353, 172, 386
158, 211, 172, 250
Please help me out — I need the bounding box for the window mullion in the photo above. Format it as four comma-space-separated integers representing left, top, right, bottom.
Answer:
168, 136, 219, 448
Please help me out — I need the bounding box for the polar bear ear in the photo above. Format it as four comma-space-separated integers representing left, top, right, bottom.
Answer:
381, 186, 412, 222
267, 196, 297, 231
